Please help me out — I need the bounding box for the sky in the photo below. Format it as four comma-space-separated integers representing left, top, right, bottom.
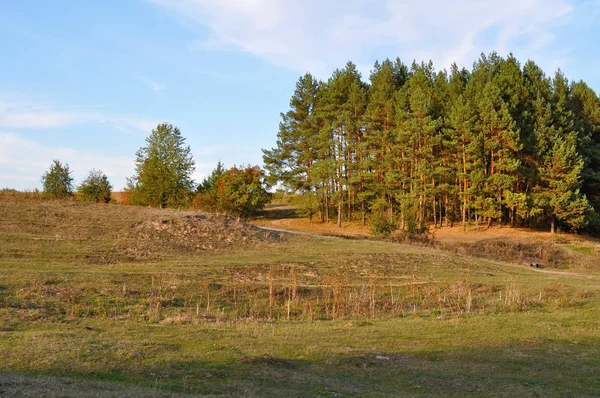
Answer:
1, 0, 599, 191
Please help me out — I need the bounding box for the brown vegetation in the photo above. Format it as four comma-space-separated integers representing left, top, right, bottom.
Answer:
110, 191, 131, 205
2, 192, 600, 396
0, 191, 281, 265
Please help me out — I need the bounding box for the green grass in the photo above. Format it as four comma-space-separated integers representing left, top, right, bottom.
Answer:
1, 194, 600, 396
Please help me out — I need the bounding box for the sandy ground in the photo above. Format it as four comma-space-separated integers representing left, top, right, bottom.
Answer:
253, 203, 591, 244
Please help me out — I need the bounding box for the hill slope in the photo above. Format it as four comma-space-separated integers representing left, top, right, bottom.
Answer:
0, 192, 281, 264
1, 192, 600, 396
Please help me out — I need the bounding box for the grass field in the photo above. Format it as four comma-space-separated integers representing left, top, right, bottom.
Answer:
1, 192, 600, 396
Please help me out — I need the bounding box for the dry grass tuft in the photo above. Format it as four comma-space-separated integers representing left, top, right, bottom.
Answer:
439, 238, 572, 268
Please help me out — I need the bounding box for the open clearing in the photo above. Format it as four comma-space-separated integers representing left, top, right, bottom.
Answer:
1, 193, 600, 396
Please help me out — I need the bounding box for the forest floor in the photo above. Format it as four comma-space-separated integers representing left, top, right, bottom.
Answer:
1, 192, 600, 396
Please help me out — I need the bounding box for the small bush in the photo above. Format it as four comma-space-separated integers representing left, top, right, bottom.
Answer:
370, 216, 398, 237
191, 192, 219, 212
391, 230, 436, 246
217, 165, 271, 218
78, 169, 112, 203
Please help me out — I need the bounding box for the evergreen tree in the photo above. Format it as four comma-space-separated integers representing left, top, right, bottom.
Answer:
262, 53, 600, 233
395, 62, 441, 229
314, 62, 365, 227
446, 64, 474, 229
538, 136, 591, 232
198, 161, 225, 196
364, 59, 405, 225
262, 74, 324, 218
571, 81, 600, 214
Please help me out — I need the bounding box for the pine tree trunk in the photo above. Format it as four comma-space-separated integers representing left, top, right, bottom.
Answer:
325, 190, 329, 223
319, 197, 325, 223
462, 138, 468, 231
362, 201, 366, 227
462, 196, 467, 231
445, 194, 449, 228
433, 195, 437, 228
551, 217, 555, 234
401, 210, 405, 231
347, 190, 351, 223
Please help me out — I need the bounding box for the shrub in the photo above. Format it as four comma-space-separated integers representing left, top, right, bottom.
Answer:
191, 191, 219, 213
78, 169, 113, 203
370, 216, 398, 237
217, 165, 271, 218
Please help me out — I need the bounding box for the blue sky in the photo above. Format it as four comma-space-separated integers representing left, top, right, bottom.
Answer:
1, 0, 599, 190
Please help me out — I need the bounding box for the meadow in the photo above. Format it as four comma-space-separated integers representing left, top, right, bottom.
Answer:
1, 192, 600, 397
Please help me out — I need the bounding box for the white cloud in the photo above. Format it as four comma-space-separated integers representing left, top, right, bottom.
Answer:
0, 132, 135, 190
150, 0, 576, 77
0, 133, 241, 191
0, 100, 157, 134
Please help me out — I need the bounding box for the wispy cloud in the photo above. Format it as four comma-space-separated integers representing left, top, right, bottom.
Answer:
0, 133, 240, 191
0, 100, 157, 134
150, 0, 577, 77
134, 75, 166, 92
0, 132, 135, 190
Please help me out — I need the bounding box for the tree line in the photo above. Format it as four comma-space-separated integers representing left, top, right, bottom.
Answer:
263, 53, 600, 233
39, 123, 270, 217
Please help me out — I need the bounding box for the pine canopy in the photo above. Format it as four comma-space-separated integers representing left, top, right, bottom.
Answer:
263, 53, 600, 233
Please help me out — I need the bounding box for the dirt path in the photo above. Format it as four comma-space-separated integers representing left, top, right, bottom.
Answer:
514, 266, 600, 280
255, 220, 600, 282
255, 225, 339, 239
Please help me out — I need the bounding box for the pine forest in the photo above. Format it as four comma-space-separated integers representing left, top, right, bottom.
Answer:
263, 53, 600, 233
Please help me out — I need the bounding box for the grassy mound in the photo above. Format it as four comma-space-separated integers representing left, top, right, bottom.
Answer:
0, 192, 281, 263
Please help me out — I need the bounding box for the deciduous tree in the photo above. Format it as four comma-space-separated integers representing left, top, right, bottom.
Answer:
128, 123, 195, 208
78, 169, 112, 203
42, 160, 74, 199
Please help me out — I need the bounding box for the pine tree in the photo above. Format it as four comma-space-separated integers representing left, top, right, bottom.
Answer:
364, 59, 406, 225
315, 62, 364, 227
571, 81, 600, 215
538, 136, 591, 232
262, 53, 599, 233
522, 60, 555, 227
395, 62, 441, 230
263, 74, 324, 220
446, 64, 474, 229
